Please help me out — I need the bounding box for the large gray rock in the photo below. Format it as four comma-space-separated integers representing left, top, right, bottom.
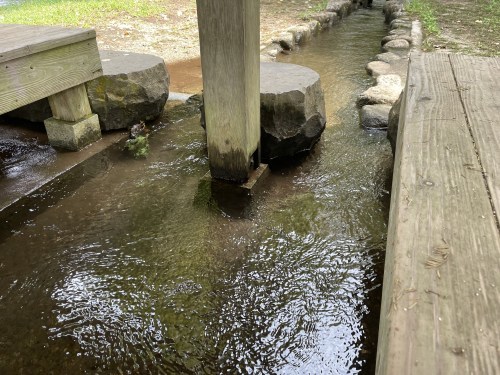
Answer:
388, 91, 403, 155
360, 104, 391, 129
200, 63, 326, 161
260, 62, 326, 161
86, 50, 169, 131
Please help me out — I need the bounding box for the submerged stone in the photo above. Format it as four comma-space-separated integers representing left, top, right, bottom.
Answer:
86, 50, 170, 131
260, 62, 326, 161
360, 104, 391, 129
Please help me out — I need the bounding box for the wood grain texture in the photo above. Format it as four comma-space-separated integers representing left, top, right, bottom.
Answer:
377, 52, 500, 375
0, 24, 96, 63
449, 55, 500, 224
196, 0, 260, 181
48, 83, 92, 122
0, 38, 102, 115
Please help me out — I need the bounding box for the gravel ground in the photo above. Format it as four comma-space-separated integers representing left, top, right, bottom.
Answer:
95, 0, 329, 63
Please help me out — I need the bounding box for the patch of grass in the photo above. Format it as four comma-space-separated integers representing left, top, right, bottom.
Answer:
482, 0, 500, 30
0, 0, 165, 27
406, 0, 439, 35
300, 0, 329, 20
414, 0, 500, 56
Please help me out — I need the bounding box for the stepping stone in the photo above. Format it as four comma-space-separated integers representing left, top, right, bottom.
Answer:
260, 62, 326, 161
200, 62, 327, 161
86, 50, 170, 131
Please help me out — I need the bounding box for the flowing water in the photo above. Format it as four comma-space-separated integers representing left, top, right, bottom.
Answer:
0, 3, 392, 374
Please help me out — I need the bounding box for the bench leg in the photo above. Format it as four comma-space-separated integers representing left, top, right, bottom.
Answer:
44, 84, 101, 150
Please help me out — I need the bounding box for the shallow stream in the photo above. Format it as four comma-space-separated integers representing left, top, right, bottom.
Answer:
0, 2, 392, 374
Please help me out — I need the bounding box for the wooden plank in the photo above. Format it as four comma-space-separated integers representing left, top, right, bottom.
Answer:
377, 52, 500, 374
196, 0, 260, 182
449, 55, 500, 221
0, 38, 102, 115
0, 24, 96, 63
48, 83, 92, 122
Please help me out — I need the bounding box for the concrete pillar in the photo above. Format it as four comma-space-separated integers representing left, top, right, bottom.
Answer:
196, 0, 261, 183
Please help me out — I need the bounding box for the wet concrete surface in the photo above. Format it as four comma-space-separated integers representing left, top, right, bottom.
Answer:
0, 116, 126, 213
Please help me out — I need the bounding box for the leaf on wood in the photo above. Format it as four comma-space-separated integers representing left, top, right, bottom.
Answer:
425, 243, 450, 269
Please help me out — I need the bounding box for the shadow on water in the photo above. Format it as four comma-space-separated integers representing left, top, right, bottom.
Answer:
0, 2, 392, 374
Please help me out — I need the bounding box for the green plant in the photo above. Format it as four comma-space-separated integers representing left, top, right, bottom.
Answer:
0, 0, 164, 27
124, 135, 150, 159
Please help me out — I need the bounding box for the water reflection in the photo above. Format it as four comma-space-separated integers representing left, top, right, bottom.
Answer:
0, 3, 390, 374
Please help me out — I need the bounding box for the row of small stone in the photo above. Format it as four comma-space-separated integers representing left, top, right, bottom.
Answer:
357, 0, 420, 143
260, 0, 367, 61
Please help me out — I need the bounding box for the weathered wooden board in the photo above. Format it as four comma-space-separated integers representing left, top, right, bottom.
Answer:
449, 54, 500, 222
0, 24, 96, 63
196, 0, 260, 182
48, 83, 92, 122
377, 52, 500, 374
0, 38, 102, 115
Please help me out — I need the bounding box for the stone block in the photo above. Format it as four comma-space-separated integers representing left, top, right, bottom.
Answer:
86, 50, 170, 131
360, 104, 391, 129
357, 74, 403, 107
260, 62, 326, 161
44, 114, 101, 151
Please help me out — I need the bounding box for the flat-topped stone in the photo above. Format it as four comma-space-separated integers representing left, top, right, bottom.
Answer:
366, 60, 391, 77
383, 39, 410, 53
260, 62, 326, 160
357, 74, 403, 106
86, 50, 170, 131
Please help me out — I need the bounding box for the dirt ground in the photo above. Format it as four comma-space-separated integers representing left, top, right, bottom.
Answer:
415, 0, 499, 56
95, 0, 328, 64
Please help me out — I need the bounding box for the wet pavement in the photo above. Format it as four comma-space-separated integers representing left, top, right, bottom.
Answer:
0, 116, 126, 213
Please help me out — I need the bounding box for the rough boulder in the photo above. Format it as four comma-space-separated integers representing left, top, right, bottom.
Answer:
86, 50, 169, 131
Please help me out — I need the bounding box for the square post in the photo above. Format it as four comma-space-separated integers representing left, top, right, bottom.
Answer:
44, 84, 101, 150
196, 0, 261, 183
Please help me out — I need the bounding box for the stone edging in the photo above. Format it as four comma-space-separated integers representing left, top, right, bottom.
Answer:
260, 0, 367, 61
357, 0, 422, 133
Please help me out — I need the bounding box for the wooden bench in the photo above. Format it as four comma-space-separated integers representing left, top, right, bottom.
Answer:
377, 52, 500, 374
0, 24, 103, 150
